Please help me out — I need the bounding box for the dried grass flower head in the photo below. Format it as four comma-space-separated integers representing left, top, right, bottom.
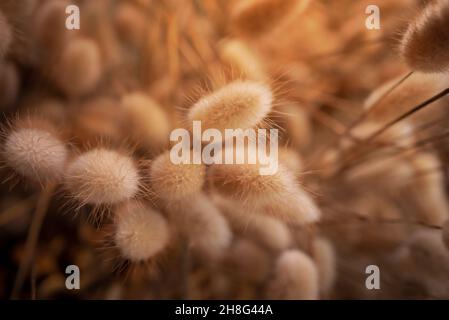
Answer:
114, 200, 170, 262
169, 193, 232, 260
2, 118, 68, 184
267, 249, 319, 300
400, 0, 449, 72
34, 0, 73, 52
187, 80, 273, 133
149, 151, 206, 202
64, 148, 139, 205
213, 194, 292, 252
218, 38, 266, 81
54, 37, 102, 97
121, 92, 170, 152
209, 147, 320, 225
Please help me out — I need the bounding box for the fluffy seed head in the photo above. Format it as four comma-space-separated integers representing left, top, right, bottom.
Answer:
65, 149, 139, 205
267, 249, 319, 300
114, 201, 169, 262
55, 37, 102, 97
122, 92, 170, 152
3, 124, 68, 183
209, 153, 320, 225
35, 0, 72, 51
114, 2, 147, 47
149, 152, 206, 202
169, 193, 232, 260
219, 39, 266, 81
400, 1, 449, 72
213, 194, 292, 252
187, 81, 272, 133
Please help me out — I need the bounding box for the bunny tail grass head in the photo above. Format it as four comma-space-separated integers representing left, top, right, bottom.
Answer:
54, 37, 102, 97
400, 1, 449, 73
169, 193, 232, 261
2, 118, 68, 184
209, 148, 320, 225
218, 38, 266, 81
149, 151, 206, 203
114, 200, 170, 262
114, 2, 147, 48
64, 148, 140, 206
213, 194, 292, 252
267, 249, 319, 300
187, 80, 272, 133
121, 92, 170, 153
35, 0, 73, 52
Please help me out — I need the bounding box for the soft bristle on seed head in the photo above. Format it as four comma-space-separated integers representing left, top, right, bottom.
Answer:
3, 122, 68, 184
55, 37, 102, 97
149, 151, 206, 202
114, 200, 169, 262
267, 249, 319, 300
400, 1, 449, 72
187, 81, 272, 133
65, 148, 139, 205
